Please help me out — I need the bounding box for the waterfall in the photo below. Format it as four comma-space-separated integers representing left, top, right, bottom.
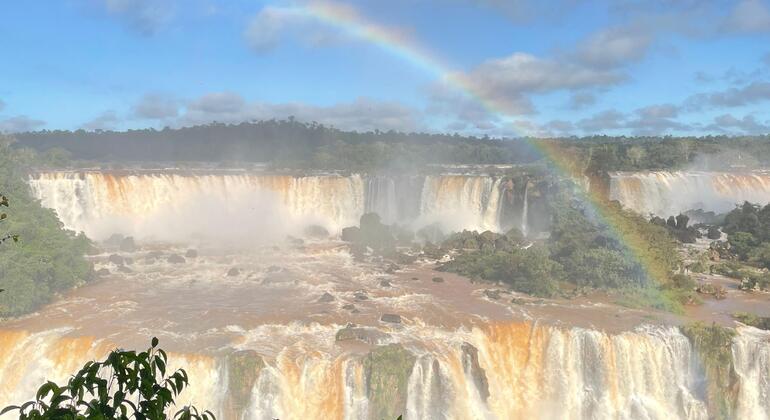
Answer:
29, 172, 514, 239
0, 323, 725, 419
732, 326, 770, 419
418, 175, 504, 233
609, 171, 770, 217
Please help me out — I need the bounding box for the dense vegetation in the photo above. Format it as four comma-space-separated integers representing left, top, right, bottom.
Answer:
12, 120, 770, 171
721, 201, 770, 269
2, 338, 214, 420
0, 139, 93, 317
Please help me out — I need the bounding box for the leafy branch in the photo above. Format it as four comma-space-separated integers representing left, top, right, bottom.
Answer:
1, 338, 215, 420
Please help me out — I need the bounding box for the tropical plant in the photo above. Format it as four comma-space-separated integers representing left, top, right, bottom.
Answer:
1, 338, 215, 420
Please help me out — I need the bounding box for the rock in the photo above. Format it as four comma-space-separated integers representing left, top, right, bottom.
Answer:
317, 292, 335, 303
304, 224, 330, 238
483, 289, 501, 300
103, 233, 125, 248
227, 267, 241, 277
379, 279, 392, 288
185, 249, 199, 258
96, 267, 110, 276
342, 303, 356, 311
124, 257, 134, 265
384, 263, 399, 274
380, 313, 402, 324
108, 254, 124, 265
119, 236, 137, 252
362, 344, 415, 420
167, 254, 186, 264
411, 277, 419, 281
461, 342, 490, 402
146, 251, 164, 259
335, 326, 388, 345
354, 291, 369, 301
116, 265, 133, 273
431, 276, 444, 283
224, 350, 265, 419
707, 226, 722, 240
341, 226, 361, 243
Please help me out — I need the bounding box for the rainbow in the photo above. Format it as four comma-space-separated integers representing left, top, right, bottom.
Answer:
292, 1, 674, 291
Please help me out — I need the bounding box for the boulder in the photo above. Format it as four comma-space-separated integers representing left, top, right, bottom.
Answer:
483, 289, 501, 300
304, 224, 330, 238
379, 279, 392, 288
380, 313, 402, 324
431, 276, 444, 283
116, 265, 133, 273
354, 291, 369, 301
342, 303, 357, 311
335, 326, 388, 345
227, 267, 241, 277
146, 251, 164, 259
124, 257, 134, 265
317, 292, 335, 303
341, 226, 361, 243
167, 254, 186, 264
108, 254, 124, 265
95, 267, 110, 276
185, 249, 199, 258
119, 236, 137, 252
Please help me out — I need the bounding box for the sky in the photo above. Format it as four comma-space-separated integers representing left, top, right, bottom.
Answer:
1, 0, 769, 137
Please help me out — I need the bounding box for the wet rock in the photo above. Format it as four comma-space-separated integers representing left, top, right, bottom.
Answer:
461, 342, 490, 402
227, 267, 241, 277
317, 292, 336, 303
431, 276, 444, 283
124, 257, 134, 265
342, 303, 356, 311
146, 251, 164, 259
380, 313, 402, 324
483, 289, 501, 300
341, 226, 361, 242
335, 326, 388, 345
108, 254, 124, 265
224, 350, 265, 419
103, 233, 125, 248
119, 236, 137, 252
363, 344, 416, 420
185, 249, 199, 258
167, 254, 186, 264
354, 291, 369, 301
304, 224, 330, 239
95, 267, 110, 276
116, 265, 133, 273
379, 279, 392, 288
411, 277, 419, 281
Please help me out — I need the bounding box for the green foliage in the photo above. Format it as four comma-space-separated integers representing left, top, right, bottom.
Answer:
441, 245, 563, 297
681, 322, 738, 419
2, 338, 215, 420
728, 231, 758, 260
563, 248, 636, 288
733, 312, 770, 330
0, 140, 93, 317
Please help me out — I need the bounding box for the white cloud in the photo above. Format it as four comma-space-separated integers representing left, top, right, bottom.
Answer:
0, 116, 45, 133
723, 0, 770, 33
133, 93, 180, 119
707, 113, 770, 134
81, 110, 120, 131
575, 24, 655, 68
93, 0, 175, 35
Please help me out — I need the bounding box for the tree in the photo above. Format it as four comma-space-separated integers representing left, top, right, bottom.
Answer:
2, 338, 215, 420
0, 193, 19, 245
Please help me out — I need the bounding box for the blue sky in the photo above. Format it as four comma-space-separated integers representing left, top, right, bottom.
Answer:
1, 0, 769, 137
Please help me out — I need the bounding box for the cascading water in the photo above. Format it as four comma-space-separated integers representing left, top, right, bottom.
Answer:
520, 182, 529, 236
29, 172, 522, 240
609, 171, 770, 217
0, 323, 725, 420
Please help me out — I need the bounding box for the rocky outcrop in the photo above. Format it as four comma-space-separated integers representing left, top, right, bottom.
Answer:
335, 325, 389, 345
167, 254, 186, 264
461, 342, 490, 402
380, 313, 402, 324
317, 292, 335, 303
226, 267, 240, 277
362, 344, 416, 420
108, 254, 124, 265
223, 350, 265, 419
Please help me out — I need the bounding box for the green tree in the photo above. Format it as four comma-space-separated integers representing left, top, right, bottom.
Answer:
2, 338, 215, 420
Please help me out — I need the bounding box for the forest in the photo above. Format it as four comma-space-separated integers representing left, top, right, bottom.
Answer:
12, 120, 770, 172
